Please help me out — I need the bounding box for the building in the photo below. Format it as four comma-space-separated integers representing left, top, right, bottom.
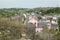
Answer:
28, 12, 38, 27
10, 13, 25, 23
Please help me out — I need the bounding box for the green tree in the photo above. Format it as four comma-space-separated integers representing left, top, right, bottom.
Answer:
0, 18, 25, 40
58, 18, 60, 32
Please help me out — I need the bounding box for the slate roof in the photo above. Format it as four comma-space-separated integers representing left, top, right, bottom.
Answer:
37, 21, 47, 28
51, 24, 58, 29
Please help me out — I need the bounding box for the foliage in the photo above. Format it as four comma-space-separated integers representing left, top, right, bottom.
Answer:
38, 16, 42, 20
0, 8, 28, 17
25, 24, 35, 40
45, 7, 60, 14
0, 18, 25, 40
58, 18, 60, 32
0, 7, 60, 18
53, 33, 60, 40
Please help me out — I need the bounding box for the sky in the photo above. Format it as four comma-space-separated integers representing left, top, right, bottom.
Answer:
0, 0, 60, 8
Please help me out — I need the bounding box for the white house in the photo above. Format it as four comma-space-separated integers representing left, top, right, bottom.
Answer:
52, 16, 58, 24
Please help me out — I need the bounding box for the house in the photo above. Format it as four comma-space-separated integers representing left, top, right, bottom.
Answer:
28, 12, 38, 27
52, 16, 58, 24
35, 21, 47, 33
51, 24, 58, 30
25, 13, 59, 33
24, 12, 41, 33
41, 14, 52, 20
51, 15, 59, 30
10, 13, 25, 23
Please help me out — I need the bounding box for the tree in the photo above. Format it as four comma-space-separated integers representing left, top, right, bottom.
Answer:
25, 23, 35, 40
0, 18, 25, 40
38, 16, 41, 20
58, 18, 60, 32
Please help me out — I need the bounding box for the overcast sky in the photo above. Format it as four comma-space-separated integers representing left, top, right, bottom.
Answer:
0, 0, 60, 8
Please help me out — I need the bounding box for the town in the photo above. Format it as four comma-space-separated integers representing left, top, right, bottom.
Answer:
0, 8, 60, 40
0, 0, 60, 40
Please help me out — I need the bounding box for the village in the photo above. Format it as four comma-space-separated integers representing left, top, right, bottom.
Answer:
9, 11, 60, 40
11, 12, 60, 31
0, 8, 60, 40
0, 0, 60, 40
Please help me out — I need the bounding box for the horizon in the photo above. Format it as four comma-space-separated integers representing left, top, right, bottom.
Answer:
0, 7, 60, 9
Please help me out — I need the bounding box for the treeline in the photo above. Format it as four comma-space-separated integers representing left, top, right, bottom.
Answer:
0, 8, 28, 17
44, 7, 60, 14
0, 7, 60, 17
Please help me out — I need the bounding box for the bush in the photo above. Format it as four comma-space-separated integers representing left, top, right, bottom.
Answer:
0, 18, 25, 40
